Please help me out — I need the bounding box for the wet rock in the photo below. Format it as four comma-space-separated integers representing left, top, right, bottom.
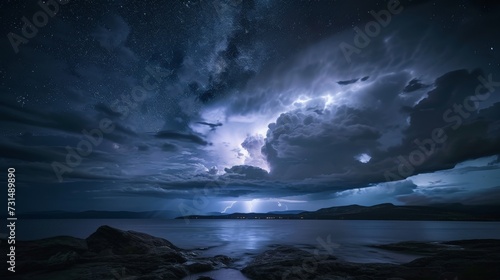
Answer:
186, 261, 214, 273
86, 225, 179, 255
197, 276, 215, 280
213, 254, 232, 265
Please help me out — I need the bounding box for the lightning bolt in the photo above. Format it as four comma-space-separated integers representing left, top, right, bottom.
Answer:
221, 201, 237, 213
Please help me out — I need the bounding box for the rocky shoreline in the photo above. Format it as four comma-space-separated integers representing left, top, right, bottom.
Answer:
1, 225, 499, 279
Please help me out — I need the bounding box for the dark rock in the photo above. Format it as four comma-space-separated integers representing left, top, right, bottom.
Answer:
213, 254, 232, 265
186, 261, 214, 273
16, 235, 88, 260
86, 225, 179, 255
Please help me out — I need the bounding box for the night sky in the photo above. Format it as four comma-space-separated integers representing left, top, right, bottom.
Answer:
1, 0, 499, 215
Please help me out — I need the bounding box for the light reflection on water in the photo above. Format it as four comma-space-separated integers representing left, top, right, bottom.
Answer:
15, 219, 500, 265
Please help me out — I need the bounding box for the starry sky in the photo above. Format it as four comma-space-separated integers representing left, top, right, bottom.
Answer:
1, 0, 500, 215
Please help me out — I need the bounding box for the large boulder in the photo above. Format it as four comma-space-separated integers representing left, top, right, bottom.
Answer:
86, 225, 179, 255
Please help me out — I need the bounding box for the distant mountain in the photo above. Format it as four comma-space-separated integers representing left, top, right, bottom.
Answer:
204, 212, 227, 216
12, 210, 178, 219
175, 203, 500, 221
267, 210, 306, 215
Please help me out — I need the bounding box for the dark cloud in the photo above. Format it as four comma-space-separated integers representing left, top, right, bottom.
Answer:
396, 184, 500, 206
0, 141, 66, 163
154, 131, 208, 145
263, 105, 381, 180
196, 121, 223, 131
386, 70, 500, 176
0, 99, 137, 141
94, 103, 123, 118
224, 165, 269, 180
462, 186, 500, 205
137, 144, 149, 151
161, 143, 179, 152
403, 79, 430, 93
258, 67, 500, 190
337, 76, 369, 85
